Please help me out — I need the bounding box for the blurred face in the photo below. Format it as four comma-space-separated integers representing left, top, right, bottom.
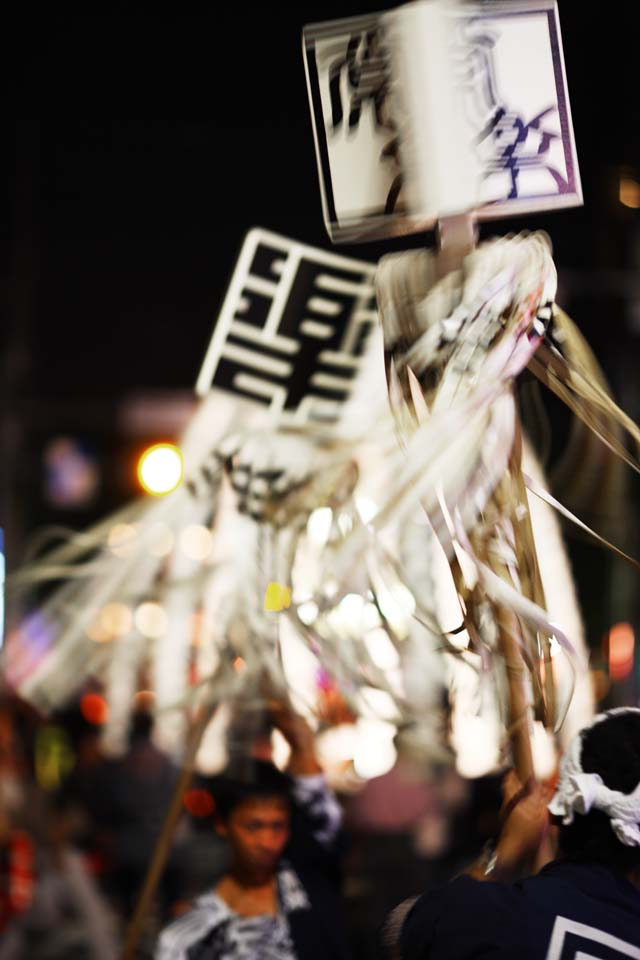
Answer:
218, 796, 290, 877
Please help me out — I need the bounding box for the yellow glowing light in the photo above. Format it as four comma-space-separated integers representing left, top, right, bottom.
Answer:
137, 444, 183, 496
264, 582, 292, 612
35, 726, 75, 791
179, 524, 213, 562
134, 602, 168, 639
619, 177, 640, 210
86, 603, 133, 643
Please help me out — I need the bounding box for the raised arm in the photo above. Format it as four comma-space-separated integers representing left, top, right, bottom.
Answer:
269, 702, 342, 852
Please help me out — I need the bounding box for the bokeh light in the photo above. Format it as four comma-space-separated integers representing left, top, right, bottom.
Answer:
307, 507, 332, 546
108, 523, 139, 557
3, 612, 53, 689
86, 603, 133, 643
80, 692, 109, 725
133, 690, 155, 710
297, 601, 319, 625
179, 524, 213, 562
353, 719, 397, 779
137, 443, 183, 496
453, 715, 501, 779
619, 176, 640, 210
183, 788, 215, 817
35, 726, 75, 791
607, 622, 635, 681
43, 436, 99, 508
134, 602, 168, 639
148, 522, 175, 557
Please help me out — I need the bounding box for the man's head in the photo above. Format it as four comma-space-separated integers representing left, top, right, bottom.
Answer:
210, 761, 292, 879
551, 708, 640, 875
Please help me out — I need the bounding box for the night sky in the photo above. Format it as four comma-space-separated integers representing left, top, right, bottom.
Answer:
3, 3, 640, 564
4, 5, 638, 393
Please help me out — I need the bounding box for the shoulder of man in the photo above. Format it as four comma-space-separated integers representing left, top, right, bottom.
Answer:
390, 875, 524, 960
155, 894, 229, 960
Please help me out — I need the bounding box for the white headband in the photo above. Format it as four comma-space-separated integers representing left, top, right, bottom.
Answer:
548, 708, 640, 848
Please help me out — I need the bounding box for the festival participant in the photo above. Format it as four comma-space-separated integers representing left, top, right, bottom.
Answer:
155, 703, 351, 959
0, 790, 118, 960
0, 799, 35, 945
382, 708, 640, 959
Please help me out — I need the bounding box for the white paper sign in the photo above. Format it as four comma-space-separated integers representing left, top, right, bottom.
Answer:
303, 0, 582, 243
196, 229, 377, 425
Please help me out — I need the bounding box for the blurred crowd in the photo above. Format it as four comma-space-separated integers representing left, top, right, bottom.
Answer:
0, 694, 503, 959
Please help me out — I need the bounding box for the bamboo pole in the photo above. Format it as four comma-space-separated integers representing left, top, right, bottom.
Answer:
434, 218, 536, 783
121, 704, 215, 960
496, 602, 535, 785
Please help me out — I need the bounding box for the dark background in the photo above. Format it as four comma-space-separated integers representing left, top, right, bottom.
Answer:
2, 3, 640, 667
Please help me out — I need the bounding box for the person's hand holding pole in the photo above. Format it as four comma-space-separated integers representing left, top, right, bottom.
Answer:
268, 700, 321, 776
468, 771, 554, 882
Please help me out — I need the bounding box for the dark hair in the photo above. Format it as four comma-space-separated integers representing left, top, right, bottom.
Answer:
129, 710, 154, 744
208, 760, 292, 822
559, 711, 640, 874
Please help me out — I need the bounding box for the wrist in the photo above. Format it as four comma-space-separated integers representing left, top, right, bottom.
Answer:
492, 835, 536, 880
286, 749, 321, 776
468, 840, 530, 883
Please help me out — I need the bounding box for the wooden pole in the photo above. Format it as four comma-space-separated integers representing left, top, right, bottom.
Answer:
434, 216, 535, 786
121, 704, 215, 960
496, 603, 535, 785
434, 214, 477, 279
